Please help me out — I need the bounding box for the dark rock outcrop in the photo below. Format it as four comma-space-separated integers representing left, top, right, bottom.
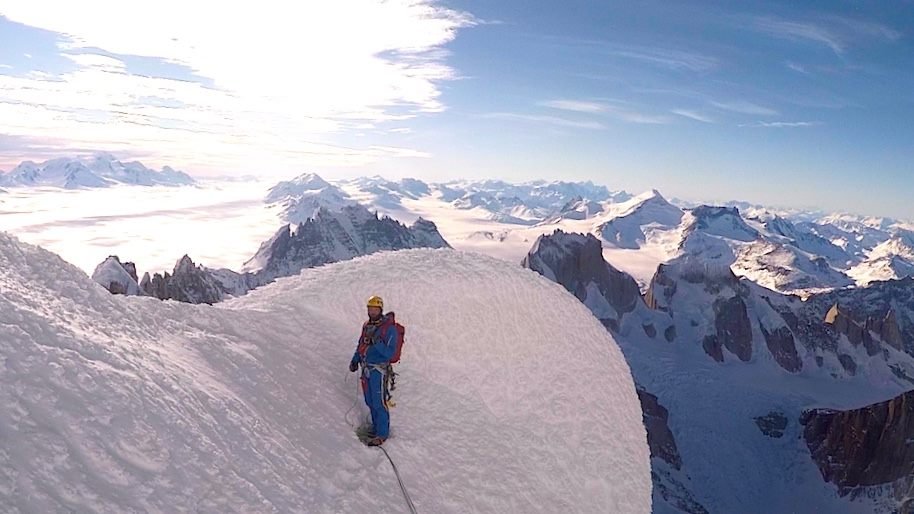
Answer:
140, 255, 227, 304
755, 412, 788, 438
810, 279, 914, 355
802, 389, 914, 491
825, 304, 882, 356
760, 325, 802, 372
639, 389, 710, 514
522, 230, 643, 326
638, 389, 682, 470
713, 295, 753, 362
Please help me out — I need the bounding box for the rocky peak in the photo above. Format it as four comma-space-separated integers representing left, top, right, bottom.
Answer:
522, 230, 643, 328
247, 203, 451, 285
139, 255, 225, 304
91, 256, 142, 296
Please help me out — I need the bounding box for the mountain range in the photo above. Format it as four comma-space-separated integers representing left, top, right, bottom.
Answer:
31, 167, 914, 511
260, 172, 914, 296
91, 203, 450, 304
0, 153, 195, 188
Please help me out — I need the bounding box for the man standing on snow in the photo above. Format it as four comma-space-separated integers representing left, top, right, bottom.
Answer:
349, 295, 398, 446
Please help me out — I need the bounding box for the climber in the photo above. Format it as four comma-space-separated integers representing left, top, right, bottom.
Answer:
350, 295, 399, 446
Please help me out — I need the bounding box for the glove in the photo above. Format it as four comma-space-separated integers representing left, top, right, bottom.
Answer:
349, 361, 359, 373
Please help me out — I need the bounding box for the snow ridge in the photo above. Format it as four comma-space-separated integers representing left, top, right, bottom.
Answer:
0, 231, 651, 513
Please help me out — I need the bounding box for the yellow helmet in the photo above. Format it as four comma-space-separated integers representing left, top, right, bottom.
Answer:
367, 295, 384, 309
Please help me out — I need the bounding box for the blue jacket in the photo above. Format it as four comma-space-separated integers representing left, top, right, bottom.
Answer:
351, 314, 398, 367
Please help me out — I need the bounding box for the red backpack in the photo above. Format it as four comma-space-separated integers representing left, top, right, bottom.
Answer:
385, 312, 406, 364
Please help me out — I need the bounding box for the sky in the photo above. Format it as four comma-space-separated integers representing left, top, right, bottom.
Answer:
0, 0, 912, 217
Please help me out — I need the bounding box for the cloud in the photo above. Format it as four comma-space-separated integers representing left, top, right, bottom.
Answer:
740, 121, 821, 128
785, 61, 809, 74
747, 15, 900, 56
751, 17, 845, 54
710, 100, 779, 116
0, 1, 475, 171
482, 112, 606, 130
540, 99, 608, 113
0, 64, 12, 69
541, 99, 672, 124
541, 36, 719, 72
602, 45, 719, 72
671, 109, 715, 123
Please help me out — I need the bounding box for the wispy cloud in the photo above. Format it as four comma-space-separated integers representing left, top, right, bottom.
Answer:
0, 64, 12, 70
540, 99, 609, 113
604, 46, 719, 72
785, 61, 809, 74
747, 15, 901, 56
482, 112, 606, 130
752, 17, 845, 55
0, 1, 476, 171
671, 109, 715, 123
740, 121, 821, 128
541, 36, 719, 72
541, 98, 672, 124
710, 100, 779, 116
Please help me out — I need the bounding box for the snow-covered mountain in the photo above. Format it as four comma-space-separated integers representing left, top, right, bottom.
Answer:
271, 172, 626, 226
598, 190, 685, 250
91, 203, 451, 304
260, 172, 914, 296
0, 153, 195, 188
245, 204, 450, 283
0, 231, 651, 513
523, 229, 914, 512
524, 232, 914, 512
265, 172, 353, 224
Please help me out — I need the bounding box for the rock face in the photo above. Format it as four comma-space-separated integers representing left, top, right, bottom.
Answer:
803, 390, 914, 493
810, 278, 914, 355
638, 389, 682, 470
760, 325, 803, 373
637, 389, 709, 514
139, 255, 228, 304
712, 295, 753, 362
522, 230, 642, 327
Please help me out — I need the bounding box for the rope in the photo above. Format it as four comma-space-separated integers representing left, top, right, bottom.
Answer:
378, 446, 419, 514
343, 372, 361, 429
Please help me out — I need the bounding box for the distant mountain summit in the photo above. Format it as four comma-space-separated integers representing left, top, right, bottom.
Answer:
0, 153, 195, 188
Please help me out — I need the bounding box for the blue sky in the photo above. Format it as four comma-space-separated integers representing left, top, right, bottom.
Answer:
0, 1, 912, 217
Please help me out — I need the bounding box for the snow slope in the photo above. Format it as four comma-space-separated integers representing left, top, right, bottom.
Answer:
0, 232, 650, 513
